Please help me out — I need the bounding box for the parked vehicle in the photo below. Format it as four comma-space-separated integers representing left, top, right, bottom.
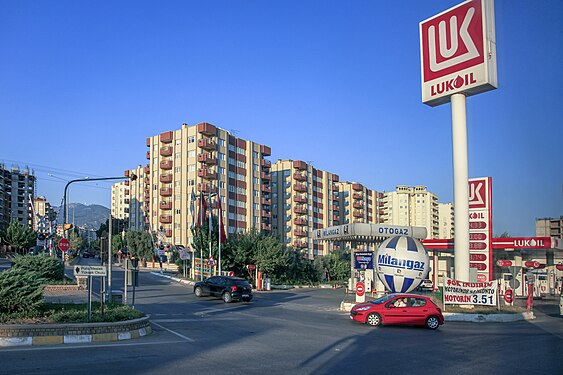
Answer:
82, 249, 96, 258
350, 293, 444, 330
194, 276, 253, 303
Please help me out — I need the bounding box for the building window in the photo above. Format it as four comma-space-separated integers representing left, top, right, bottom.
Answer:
188, 136, 195, 143
188, 150, 196, 158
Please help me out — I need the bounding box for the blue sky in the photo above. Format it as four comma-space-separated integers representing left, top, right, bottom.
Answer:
1, 0, 562, 236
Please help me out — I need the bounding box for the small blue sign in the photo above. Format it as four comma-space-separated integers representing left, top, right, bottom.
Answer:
354, 252, 374, 269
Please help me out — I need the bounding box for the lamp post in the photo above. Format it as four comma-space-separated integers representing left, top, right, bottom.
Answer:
62, 174, 136, 301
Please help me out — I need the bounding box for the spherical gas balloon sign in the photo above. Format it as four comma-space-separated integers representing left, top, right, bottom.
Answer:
375, 235, 430, 293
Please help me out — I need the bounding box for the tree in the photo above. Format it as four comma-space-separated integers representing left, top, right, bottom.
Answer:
125, 230, 154, 261
0, 220, 37, 254
69, 231, 85, 253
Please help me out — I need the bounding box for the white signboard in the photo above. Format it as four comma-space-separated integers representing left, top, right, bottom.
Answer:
74, 265, 107, 277
443, 277, 497, 306
313, 223, 427, 241
468, 177, 492, 282
420, 0, 497, 106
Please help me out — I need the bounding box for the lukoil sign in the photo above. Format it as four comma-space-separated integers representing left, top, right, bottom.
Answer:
420, 0, 497, 106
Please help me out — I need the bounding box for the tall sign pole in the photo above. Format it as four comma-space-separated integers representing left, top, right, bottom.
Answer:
420, 0, 497, 281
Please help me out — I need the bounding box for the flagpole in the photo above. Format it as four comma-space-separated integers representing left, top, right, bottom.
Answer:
218, 195, 222, 275
199, 193, 203, 281
208, 191, 213, 275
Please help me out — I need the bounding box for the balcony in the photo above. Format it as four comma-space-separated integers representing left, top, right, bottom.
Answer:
260, 172, 271, 180
293, 195, 307, 204
197, 122, 217, 136
160, 146, 172, 157
261, 223, 271, 231
160, 201, 172, 210
160, 187, 172, 197
160, 160, 173, 170
198, 138, 216, 150
332, 184, 339, 192
293, 172, 306, 181
294, 218, 307, 226
293, 241, 307, 249
353, 192, 363, 200
198, 183, 215, 194
159, 131, 173, 143
352, 183, 362, 191
332, 215, 339, 222
146, 137, 151, 147
294, 205, 307, 214
197, 153, 216, 164
261, 198, 271, 206
293, 160, 306, 170
143, 165, 150, 173
159, 215, 172, 224
160, 174, 172, 183
261, 159, 271, 168
165, 229, 172, 237
124, 180, 130, 186
294, 230, 307, 237
293, 184, 307, 192
261, 185, 271, 193
198, 168, 216, 179
261, 210, 271, 218
353, 201, 363, 209
146, 151, 150, 159
353, 210, 363, 218
260, 145, 271, 157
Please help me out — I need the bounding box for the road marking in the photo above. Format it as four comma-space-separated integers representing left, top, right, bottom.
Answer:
150, 321, 195, 342
151, 317, 239, 323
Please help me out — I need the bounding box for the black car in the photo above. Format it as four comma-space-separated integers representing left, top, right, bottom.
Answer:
82, 250, 96, 258
194, 276, 253, 303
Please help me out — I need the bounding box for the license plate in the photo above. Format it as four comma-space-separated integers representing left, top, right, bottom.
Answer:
242, 294, 249, 298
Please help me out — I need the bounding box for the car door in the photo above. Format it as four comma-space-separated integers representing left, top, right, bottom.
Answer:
382, 299, 403, 324
202, 276, 217, 295
411, 298, 430, 325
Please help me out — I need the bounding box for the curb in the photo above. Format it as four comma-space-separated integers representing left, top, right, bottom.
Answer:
150, 271, 195, 286
0, 317, 152, 347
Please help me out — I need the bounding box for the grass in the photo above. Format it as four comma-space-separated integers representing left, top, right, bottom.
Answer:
0, 302, 145, 324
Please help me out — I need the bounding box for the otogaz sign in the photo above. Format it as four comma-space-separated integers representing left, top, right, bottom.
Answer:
420, 0, 497, 106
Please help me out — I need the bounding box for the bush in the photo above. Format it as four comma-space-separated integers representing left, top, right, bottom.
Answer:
0, 268, 46, 315
36, 303, 144, 323
11, 254, 65, 282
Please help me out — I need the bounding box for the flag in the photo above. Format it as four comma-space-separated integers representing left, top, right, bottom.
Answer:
197, 192, 207, 231
190, 188, 196, 229
218, 195, 227, 243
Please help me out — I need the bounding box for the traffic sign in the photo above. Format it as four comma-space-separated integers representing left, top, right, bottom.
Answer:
58, 238, 70, 252
74, 265, 107, 277
504, 289, 514, 304
207, 256, 215, 266
247, 264, 256, 270
356, 281, 365, 297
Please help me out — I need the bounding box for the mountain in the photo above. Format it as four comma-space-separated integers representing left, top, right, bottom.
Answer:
55, 203, 110, 231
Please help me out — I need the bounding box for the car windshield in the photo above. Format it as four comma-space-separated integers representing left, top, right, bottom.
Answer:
371, 294, 396, 304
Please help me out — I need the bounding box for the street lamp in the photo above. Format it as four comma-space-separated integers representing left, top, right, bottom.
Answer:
62, 174, 137, 301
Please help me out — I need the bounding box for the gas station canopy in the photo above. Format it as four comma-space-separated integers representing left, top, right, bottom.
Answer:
313, 223, 427, 242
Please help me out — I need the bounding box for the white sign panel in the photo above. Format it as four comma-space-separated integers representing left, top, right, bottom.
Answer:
468, 177, 492, 282
443, 277, 497, 306
420, 0, 497, 106
313, 223, 427, 241
74, 265, 107, 277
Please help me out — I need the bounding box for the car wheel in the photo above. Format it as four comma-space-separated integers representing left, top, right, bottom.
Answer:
223, 292, 233, 303
194, 287, 203, 297
425, 316, 440, 330
366, 313, 381, 327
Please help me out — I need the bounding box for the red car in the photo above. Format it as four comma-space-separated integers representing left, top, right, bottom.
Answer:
350, 293, 444, 330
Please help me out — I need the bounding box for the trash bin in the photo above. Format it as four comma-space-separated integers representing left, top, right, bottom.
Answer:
265, 278, 271, 291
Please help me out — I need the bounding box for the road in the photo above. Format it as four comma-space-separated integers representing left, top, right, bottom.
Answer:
0, 259, 561, 375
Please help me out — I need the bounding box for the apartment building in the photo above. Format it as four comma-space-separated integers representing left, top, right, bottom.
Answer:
336, 182, 384, 225
536, 217, 563, 239
0, 164, 35, 230
32, 196, 56, 232
438, 202, 454, 239
122, 165, 148, 231
381, 185, 440, 239
271, 160, 340, 258
111, 181, 130, 221
144, 122, 272, 246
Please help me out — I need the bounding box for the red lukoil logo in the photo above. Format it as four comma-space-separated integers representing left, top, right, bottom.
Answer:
421, 0, 484, 84
468, 179, 487, 209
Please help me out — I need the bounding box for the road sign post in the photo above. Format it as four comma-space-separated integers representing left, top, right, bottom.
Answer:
74, 266, 108, 321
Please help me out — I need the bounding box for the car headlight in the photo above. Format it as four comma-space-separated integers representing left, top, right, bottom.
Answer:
355, 306, 371, 312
